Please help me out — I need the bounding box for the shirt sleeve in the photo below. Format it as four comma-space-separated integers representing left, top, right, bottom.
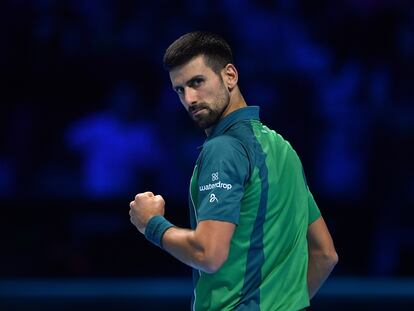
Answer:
308, 187, 321, 224
196, 135, 250, 225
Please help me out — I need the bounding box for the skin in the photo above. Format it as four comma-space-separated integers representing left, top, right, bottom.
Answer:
129, 55, 338, 294
307, 216, 338, 298
129, 55, 246, 273
169, 55, 247, 135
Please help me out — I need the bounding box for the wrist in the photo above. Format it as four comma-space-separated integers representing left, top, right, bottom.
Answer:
144, 215, 174, 249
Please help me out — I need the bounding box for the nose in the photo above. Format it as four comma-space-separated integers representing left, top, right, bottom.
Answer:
183, 87, 198, 107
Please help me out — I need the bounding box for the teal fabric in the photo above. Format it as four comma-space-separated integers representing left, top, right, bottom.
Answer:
196, 135, 250, 224
145, 215, 174, 248
188, 106, 320, 311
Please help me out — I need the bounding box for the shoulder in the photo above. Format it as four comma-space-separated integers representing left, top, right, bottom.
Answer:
202, 135, 248, 159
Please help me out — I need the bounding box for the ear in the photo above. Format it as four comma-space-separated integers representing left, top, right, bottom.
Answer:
222, 64, 238, 91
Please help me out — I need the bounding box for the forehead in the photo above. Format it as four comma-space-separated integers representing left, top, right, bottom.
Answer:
169, 55, 215, 85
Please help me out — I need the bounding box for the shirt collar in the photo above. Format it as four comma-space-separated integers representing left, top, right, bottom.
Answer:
205, 106, 260, 142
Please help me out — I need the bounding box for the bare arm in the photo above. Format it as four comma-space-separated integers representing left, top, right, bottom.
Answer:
129, 192, 235, 274
162, 220, 235, 273
307, 216, 338, 299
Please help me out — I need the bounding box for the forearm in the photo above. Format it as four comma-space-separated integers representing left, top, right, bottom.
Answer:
161, 226, 218, 273
140, 215, 233, 273
307, 250, 338, 299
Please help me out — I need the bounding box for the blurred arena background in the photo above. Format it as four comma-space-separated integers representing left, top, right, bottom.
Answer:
1, 0, 413, 310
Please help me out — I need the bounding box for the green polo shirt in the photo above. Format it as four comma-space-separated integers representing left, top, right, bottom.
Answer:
188, 106, 321, 311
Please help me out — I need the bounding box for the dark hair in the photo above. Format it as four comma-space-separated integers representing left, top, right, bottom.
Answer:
163, 31, 233, 73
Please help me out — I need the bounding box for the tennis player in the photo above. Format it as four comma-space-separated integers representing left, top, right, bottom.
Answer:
129, 31, 338, 311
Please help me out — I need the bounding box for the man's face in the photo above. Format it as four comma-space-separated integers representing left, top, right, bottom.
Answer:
169, 55, 230, 130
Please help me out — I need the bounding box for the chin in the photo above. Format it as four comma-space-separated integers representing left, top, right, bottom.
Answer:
194, 110, 221, 130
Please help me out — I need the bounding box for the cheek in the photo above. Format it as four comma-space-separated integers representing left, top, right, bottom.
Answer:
200, 88, 216, 103
208, 86, 227, 105
180, 99, 189, 111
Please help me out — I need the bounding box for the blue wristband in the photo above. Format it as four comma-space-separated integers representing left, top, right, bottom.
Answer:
144, 215, 174, 249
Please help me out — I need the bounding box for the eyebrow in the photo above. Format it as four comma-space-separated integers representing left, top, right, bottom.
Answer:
172, 75, 205, 91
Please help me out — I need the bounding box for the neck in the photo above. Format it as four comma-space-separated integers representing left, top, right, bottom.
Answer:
204, 87, 247, 136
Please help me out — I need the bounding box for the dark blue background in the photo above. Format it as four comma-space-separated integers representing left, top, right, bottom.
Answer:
1, 0, 413, 310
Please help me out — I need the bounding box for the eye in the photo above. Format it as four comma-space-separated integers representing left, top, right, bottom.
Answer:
190, 78, 204, 88
175, 87, 184, 95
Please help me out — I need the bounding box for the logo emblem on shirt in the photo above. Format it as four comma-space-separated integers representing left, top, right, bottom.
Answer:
200, 172, 232, 192
209, 193, 218, 203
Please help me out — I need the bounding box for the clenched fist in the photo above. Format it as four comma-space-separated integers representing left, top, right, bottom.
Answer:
129, 191, 166, 234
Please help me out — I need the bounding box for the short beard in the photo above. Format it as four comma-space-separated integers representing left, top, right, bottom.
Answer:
190, 106, 222, 129
190, 83, 230, 130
